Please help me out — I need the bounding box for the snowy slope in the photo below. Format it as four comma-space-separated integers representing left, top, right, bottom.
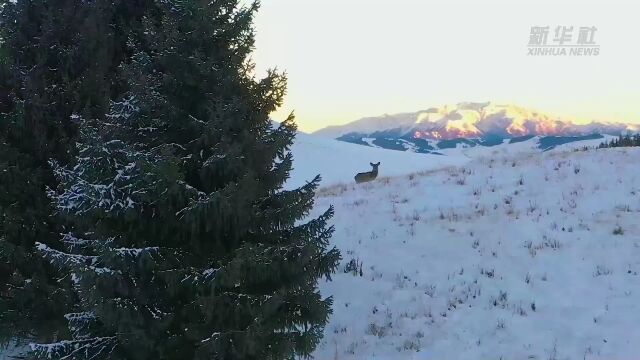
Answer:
286, 132, 468, 190
435, 134, 617, 159
286, 131, 615, 191
310, 146, 640, 359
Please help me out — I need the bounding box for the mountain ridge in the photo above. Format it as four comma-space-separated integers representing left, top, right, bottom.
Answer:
314, 102, 639, 140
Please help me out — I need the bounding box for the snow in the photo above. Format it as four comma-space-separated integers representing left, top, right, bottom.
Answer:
313, 112, 420, 138
64, 312, 96, 321
435, 135, 617, 160
113, 247, 159, 256
29, 337, 116, 359
286, 132, 468, 190
362, 138, 381, 148
398, 139, 419, 152
287, 131, 611, 191
312, 102, 639, 140
3, 125, 633, 359
310, 146, 640, 359
35, 241, 97, 267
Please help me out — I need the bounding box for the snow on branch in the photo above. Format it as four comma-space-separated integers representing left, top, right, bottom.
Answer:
35, 242, 97, 268
64, 312, 97, 340
30, 337, 116, 360
108, 247, 162, 263
50, 145, 163, 215
64, 311, 96, 322
105, 95, 139, 122
60, 232, 114, 253
174, 188, 223, 219
112, 247, 160, 256
61, 232, 92, 248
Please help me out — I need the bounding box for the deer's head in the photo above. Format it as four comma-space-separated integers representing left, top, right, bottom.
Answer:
370, 162, 380, 171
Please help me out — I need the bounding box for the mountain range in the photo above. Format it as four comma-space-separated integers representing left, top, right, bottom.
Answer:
313, 102, 639, 153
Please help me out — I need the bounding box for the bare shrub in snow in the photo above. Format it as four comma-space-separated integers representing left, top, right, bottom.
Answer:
317, 183, 350, 197
615, 204, 631, 212
593, 265, 612, 277
399, 339, 421, 352
343, 258, 363, 276
613, 225, 624, 235
349, 198, 368, 207
423, 284, 436, 297
365, 322, 387, 338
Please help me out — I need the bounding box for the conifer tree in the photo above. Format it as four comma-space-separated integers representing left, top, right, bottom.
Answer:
599, 133, 640, 148
31, 1, 340, 359
0, 0, 153, 346
1, 25, 10, 113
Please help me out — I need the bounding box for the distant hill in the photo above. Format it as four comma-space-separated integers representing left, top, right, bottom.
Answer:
313, 102, 638, 153
279, 121, 614, 190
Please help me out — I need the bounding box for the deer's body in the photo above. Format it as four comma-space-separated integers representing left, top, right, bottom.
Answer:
354, 162, 380, 184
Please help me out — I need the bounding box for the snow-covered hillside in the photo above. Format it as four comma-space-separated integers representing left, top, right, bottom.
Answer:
286, 132, 468, 190
310, 146, 640, 359
287, 131, 613, 190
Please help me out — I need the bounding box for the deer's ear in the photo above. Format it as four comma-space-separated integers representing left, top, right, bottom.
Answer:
370, 162, 375, 166
376, 162, 381, 166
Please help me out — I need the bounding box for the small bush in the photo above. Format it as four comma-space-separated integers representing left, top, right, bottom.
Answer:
594, 265, 612, 277
399, 339, 421, 352
613, 225, 624, 235
343, 258, 363, 276
365, 322, 387, 338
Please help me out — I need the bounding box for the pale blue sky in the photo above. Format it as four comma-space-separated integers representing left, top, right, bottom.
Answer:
253, 0, 640, 132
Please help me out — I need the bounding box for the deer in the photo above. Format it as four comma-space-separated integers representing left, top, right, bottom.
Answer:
354, 162, 380, 184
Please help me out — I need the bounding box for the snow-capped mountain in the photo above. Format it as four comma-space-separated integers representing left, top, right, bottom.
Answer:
314, 102, 638, 153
